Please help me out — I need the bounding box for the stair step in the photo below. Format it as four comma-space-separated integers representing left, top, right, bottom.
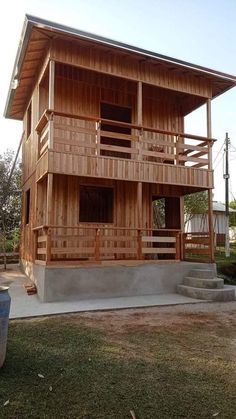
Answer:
189, 269, 215, 279
177, 284, 235, 302
183, 276, 224, 289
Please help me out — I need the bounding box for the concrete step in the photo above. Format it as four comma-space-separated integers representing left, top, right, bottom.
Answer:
189, 269, 215, 279
177, 284, 235, 302
183, 276, 224, 289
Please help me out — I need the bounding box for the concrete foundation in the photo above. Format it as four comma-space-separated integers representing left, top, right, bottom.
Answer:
20, 259, 217, 303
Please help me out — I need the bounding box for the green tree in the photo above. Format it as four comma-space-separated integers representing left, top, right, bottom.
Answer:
229, 200, 236, 226
184, 191, 208, 226
0, 150, 21, 268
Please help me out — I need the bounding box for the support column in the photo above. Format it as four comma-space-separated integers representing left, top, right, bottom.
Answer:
137, 81, 143, 259
206, 98, 215, 262
137, 81, 143, 229
46, 173, 53, 226
48, 60, 55, 149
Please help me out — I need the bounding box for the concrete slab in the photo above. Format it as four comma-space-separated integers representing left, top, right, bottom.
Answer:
0, 264, 208, 320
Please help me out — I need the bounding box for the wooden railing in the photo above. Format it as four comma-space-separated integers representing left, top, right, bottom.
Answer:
33, 225, 181, 264
183, 232, 212, 262
35, 109, 214, 169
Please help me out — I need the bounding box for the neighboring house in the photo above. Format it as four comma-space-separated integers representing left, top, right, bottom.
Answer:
4, 15, 236, 301
186, 201, 236, 245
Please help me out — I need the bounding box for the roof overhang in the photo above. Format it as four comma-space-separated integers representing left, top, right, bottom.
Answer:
4, 14, 236, 120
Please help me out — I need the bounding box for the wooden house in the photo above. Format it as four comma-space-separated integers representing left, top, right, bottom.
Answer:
4, 15, 236, 301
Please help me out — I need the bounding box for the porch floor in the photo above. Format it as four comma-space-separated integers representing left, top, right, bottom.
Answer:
1, 264, 210, 319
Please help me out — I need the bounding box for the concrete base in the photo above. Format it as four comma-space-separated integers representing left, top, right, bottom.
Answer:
21, 259, 217, 303
177, 284, 235, 301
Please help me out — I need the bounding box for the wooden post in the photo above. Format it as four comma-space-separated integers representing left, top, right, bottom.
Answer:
175, 232, 182, 260
182, 233, 186, 261
175, 135, 180, 165
137, 229, 143, 260
46, 173, 53, 226
33, 230, 38, 262
206, 98, 215, 262
48, 60, 55, 149
137, 81, 143, 161
45, 227, 51, 263
96, 120, 101, 157
137, 81, 143, 259
95, 228, 100, 261
49, 60, 55, 110
44, 174, 52, 267
137, 182, 143, 259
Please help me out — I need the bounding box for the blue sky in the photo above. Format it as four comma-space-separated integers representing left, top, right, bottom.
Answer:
0, 0, 235, 201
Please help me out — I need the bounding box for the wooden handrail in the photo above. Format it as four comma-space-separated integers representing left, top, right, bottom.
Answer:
33, 224, 181, 232
36, 108, 216, 144
35, 224, 182, 263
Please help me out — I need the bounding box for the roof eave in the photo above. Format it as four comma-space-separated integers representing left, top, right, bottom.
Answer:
4, 14, 236, 120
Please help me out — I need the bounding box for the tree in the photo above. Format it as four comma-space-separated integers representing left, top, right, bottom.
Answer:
184, 191, 208, 226
0, 150, 21, 268
229, 200, 236, 226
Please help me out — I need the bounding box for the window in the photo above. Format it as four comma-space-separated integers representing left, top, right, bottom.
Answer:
79, 186, 113, 223
26, 103, 32, 139
25, 189, 30, 224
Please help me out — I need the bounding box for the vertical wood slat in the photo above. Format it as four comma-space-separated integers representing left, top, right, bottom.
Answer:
175, 232, 180, 260
96, 120, 101, 156
48, 61, 55, 149
137, 229, 143, 260
46, 174, 53, 225
45, 228, 51, 263
137, 81, 142, 160
95, 228, 100, 260
175, 135, 180, 165
33, 230, 38, 262
137, 182, 142, 229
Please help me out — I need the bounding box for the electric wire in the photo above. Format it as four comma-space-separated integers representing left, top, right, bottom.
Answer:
213, 141, 225, 165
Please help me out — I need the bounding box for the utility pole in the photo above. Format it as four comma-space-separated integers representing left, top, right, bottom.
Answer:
224, 132, 230, 257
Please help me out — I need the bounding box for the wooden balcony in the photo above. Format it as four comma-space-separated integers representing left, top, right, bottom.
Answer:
35, 110, 214, 189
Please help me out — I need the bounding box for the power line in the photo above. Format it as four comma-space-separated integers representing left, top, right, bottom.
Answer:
214, 152, 224, 170
213, 142, 225, 165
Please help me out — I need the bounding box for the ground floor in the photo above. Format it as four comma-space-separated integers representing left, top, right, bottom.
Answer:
21, 174, 214, 266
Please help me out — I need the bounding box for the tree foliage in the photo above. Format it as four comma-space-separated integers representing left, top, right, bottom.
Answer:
0, 150, 21, 255
184, 191, 208, 225
229, 200, 236, 226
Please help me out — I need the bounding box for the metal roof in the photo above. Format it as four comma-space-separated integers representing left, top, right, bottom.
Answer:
4, 14, 236, 119
213, 201, 236, 213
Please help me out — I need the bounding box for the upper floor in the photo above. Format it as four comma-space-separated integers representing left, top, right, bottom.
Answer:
4, 15, 236, 191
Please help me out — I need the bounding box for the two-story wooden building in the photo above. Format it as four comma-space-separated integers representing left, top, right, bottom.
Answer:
4, 15, 236, 301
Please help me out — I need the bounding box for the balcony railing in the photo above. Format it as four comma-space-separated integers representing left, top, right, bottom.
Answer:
33, 225, 181, 264
36, 109, 214, 170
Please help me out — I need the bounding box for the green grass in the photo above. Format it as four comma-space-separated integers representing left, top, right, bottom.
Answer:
1, 315, 236, 419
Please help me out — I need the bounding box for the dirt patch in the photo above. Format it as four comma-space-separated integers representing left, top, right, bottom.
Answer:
59, 303, 236, 336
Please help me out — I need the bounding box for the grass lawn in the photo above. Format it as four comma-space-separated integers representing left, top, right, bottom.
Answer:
1, 307, 236, 419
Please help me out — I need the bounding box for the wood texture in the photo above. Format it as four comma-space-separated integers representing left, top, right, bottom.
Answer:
20, 42, 216, 265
